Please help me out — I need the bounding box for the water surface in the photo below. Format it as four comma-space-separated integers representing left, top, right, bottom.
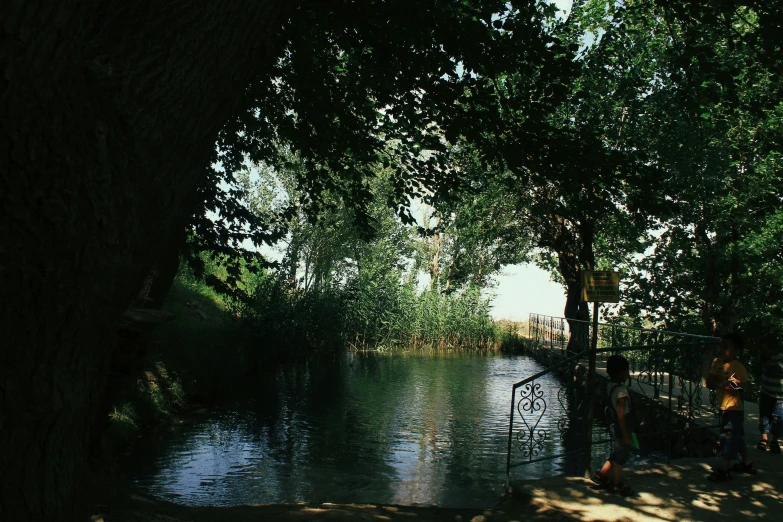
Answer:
123, 351, 593, 508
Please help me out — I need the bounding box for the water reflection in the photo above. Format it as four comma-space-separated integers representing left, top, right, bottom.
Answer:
123, 351, 586, 507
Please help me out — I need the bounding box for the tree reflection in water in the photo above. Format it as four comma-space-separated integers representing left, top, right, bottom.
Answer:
122, 351, 587, 508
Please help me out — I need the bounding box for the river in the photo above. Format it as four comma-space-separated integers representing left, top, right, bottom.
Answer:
121, 350, 601, 508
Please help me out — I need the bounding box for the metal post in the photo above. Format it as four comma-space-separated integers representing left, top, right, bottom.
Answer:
653, 349, 659, 399
506, 385, 517, 486
560, 318, 565, 353
583, 302, 600, 478
668, 350, 674, 412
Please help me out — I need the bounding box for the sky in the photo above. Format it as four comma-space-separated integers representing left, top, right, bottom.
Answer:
554, 0, 574, 18
486, 263, 565, 321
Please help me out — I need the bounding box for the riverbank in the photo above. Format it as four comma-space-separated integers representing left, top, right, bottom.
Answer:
103, 272, 528, 457
100, 277, 242, 458
90, 454, 783, 522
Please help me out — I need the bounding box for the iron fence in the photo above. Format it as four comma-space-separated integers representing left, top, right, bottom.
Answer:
506, 349, 593, 472
528, 313, 718, 354
507, 315, 723, 481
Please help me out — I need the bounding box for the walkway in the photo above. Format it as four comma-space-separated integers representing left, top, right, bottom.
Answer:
91, 455, 783, 522
507, 454, 783, 521
496, 332, 783, 520
592, 361, 762, 441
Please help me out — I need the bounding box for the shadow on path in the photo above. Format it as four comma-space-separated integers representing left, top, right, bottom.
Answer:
507, 456, 783, 521
91, 456, 783, 522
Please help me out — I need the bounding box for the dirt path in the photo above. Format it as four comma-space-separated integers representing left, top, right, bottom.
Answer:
90, 455, 783, 522
512, 456, 783, 521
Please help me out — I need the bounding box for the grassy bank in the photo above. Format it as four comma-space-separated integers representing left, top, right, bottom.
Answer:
105, 262, 527, 449
103, 269, 244, 451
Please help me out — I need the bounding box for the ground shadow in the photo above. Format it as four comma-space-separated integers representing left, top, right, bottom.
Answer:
91, 455, 783, 521
504, 456, 783, 521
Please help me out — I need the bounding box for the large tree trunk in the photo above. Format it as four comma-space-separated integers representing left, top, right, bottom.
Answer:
562, 259, 591, 353
132, 222, 188, 310
552, 218, 593, 354
0, 2, 303, 520
90, 227, 186, 462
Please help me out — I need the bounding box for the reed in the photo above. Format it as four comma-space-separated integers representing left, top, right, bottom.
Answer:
179, 255, 523, 359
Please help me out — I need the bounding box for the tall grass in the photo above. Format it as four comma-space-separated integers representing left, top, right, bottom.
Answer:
161, 253, 524, 367
344, 284, 501, 351
229, 266, 512, 355
230, 272, 345, 362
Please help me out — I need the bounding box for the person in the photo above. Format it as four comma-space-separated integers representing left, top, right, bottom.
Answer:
591, 354, 636, 496
706, 333, 756, 481
756, 337, 783, 453
756, 337, 775, 452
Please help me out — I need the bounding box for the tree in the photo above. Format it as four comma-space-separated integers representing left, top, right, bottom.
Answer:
1, 3, 306, 520
620, 4, 783, 337
431, 147, 534, 292
200, 0, 575, 271
1, 3, 575, 519
439, 0, 664, 350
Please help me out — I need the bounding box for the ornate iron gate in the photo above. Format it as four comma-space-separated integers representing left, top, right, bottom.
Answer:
507, 315, 722, 481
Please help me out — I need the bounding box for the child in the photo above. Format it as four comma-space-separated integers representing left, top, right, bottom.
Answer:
757, 337, 783, 453
706, 333, 756, 480
592, 355, 635, 496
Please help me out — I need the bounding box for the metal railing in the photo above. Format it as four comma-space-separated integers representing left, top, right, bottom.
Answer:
507, 314, 722, 481
528, 313, 718, 354
529, 313, 723, 416
506, 348, 592, 472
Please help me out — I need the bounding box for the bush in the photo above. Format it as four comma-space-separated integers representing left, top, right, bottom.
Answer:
175, 252, 517, 364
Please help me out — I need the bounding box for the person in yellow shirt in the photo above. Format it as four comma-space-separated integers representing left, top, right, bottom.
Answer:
706, 333, 756, 481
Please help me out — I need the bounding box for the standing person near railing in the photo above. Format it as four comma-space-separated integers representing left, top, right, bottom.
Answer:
591, 355, 637, 496
706, 333, 757, 481
756, 337, 783, 454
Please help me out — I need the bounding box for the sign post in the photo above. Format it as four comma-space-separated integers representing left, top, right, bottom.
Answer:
580, 270, 620, 478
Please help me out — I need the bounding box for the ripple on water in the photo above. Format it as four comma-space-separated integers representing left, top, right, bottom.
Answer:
123, 352, 587, 508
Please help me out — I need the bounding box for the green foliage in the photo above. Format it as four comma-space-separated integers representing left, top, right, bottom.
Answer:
223, 240, 505, 355
106, 362, 188, 447
424, 0, 783, 345
185, 1, 578, 290
614, 2, 783, 338
423, 145, 534, 290
108, 403, 137, 434
199, 260, 505, 356
345, 283, 501, 351
174, 252, 233, 308
201, 154, 510, 355
395, 0, 674, 331
231, 274, 346, 359
183, 0, 782, 355
135, 363, 187, 420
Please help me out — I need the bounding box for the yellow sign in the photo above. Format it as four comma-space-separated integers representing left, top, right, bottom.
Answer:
581, 271, 620, 303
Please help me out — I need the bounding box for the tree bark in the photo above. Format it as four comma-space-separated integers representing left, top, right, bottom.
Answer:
553, 218, 594, 353
429, 225, 441, 290
0, 2, 303, 520
561, 256, 591, 353
132, 224, 187, 310
444, 259, 456, 294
